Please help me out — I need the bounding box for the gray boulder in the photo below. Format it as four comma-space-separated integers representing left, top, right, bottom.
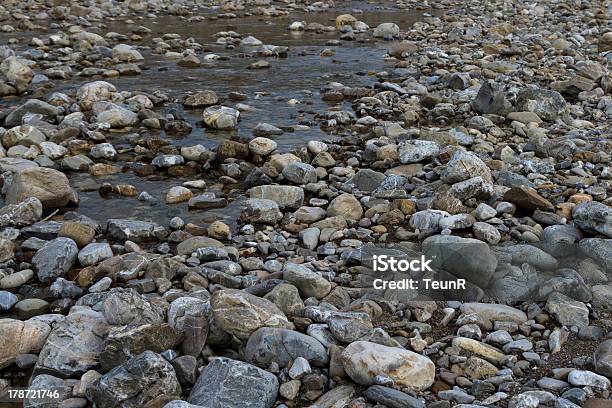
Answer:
545, 292, 589, 329
5, 99, 60, 127
423, 235, 498, 288
168, 296, 209, 357
579, 238, 612, 272
572, 201, 612, 238
248, 185, 304, 209
100, 323, 183, 372
106, 219, 167, 242
0, 197, 42, 228
24, 374, 73, 408
440, 150, 492, 184
282, 162, 317, 184
89, 351, 181, 408
245, 327, 328, 368
398, 140, 439, 164
188, 358, 278, 408
594, 339, 612, 378
516, 87, 567, 122
102, 288, 165, 326
283, 263, 331, 299
472, 81, 508, 115
1, 56, 33, 93
203, 106, 239, 130
35, 308, 109, 377
32, 237, 79, 283
96, 105, 139, 128
241, 199, 282, 224
364, 385, 425, 408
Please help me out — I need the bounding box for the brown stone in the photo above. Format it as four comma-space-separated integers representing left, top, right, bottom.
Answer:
76, 266, 99, 287
216, 140, 249, 161
584, 399, 612, 408
556, 203, 575, 220
503, 186, 554, 211
394, 199, 417, 215
568, 194, 592, 205
59, 222, 96, 248
90, 163, 121, 176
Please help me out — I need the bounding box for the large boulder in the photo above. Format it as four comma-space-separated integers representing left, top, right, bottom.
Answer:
245, 327, 328, 368
0, 318, 51, 369
579, 238, 612, 272
422, 235, 498, 288
282, 162, 317, 184
241, 198, 283, 225
89, 351, 181, 408
99, 323, 183, 372
5, 167, 79, 209
594, 339, 612, 378
342, 341, 435, 391
176, 236, 224, 256
0, 239, 14, 263
211, 289, 292, 340
26, 374, 73, 407
102, 288, 165, 326
2, 125, 46, 148
459, 303, 527, 324
168, 296, 209, 357
472, 81, 508, 115
188, 357, 278, 408
183, 90, 219, 108
398, 140, 439, 164
5, 99, 61, 127
545, 291, 589, 329
35, 308, 109, 377
32, 237, 79, 283
373, 23, 400, 38
440, 150, 492, 184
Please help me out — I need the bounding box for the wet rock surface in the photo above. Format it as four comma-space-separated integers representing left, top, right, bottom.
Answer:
0, 0, 610, 407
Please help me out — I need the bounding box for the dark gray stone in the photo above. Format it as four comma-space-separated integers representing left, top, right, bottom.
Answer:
365, 385, 425, 408
89, 351, 181, 408
188, 358, 278, 408
245, 327, 328, 368
32, 237, 78, 283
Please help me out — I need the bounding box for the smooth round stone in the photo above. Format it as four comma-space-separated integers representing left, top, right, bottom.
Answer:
166, 186, 193, 204
0, 269, 34, 289
248, 137, 278, 156
0, 290, 18, 311
15, 298, 49, 319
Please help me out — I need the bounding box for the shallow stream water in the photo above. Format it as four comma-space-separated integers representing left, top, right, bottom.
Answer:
1, 4, 441, 226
